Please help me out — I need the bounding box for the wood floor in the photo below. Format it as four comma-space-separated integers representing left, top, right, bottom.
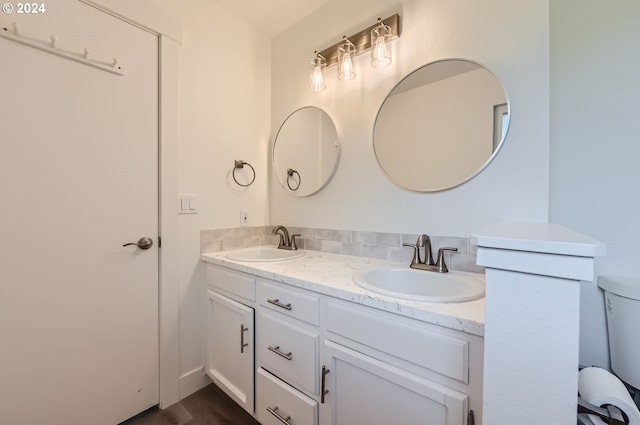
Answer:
121, 384, 261, 425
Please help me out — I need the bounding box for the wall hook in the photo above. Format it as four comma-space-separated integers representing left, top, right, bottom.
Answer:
233, 160, 255, 187
286, 168, 301, 191
0, 21, 126, 76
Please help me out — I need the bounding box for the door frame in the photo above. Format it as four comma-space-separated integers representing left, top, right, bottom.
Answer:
80, 0, 182, 409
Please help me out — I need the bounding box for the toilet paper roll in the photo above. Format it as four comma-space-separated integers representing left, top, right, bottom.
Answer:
579, 366, 640, 425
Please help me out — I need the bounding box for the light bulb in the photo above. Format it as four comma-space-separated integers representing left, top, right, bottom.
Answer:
338, 37, 356, 81
340, 55, 353, 80
371, 19, 392, 68
373, 38, 389, 66
310, 52, 326, 92
311, 64, 325, 92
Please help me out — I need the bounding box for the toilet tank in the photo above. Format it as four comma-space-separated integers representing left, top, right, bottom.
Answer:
598, 275, 640, 390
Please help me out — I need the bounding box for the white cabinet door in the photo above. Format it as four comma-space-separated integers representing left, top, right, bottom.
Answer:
206, 290, 255, 414
321, 341, 468, 425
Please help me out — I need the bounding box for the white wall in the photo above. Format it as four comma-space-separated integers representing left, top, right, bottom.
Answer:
549, 1, 640, 368
148, 0, 270, 397
270, 0, 550, 237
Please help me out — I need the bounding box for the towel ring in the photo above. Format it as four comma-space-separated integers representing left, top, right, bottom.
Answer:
233, 160, 255, 187
286, 168, 301, 191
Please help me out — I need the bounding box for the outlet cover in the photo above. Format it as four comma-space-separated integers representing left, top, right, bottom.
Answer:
240, 210, 249, 226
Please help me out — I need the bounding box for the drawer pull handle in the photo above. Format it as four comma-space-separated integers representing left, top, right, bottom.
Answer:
268, 345, 292, 361
468, 409, 475, 425
266, 406, 291, 425
267, 298, 292, 310
240, 324, 249, 353
321, 365, 330, 404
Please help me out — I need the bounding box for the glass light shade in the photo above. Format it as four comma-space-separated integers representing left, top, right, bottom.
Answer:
371, 20, 392, 68
338, 38, 356, 81
310, 53, 326, 92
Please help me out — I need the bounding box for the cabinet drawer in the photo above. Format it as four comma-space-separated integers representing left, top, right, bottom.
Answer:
256, 368, 318, 425
206, 264, 255, 302
326, 302, 469, 383
258, 311, 318, 394
257, 281, 319, 325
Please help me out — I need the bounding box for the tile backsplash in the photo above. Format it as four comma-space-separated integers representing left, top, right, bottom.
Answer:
200, 226, 278, 253
200, 225, 484, 274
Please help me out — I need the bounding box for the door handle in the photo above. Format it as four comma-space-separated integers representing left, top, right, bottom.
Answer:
321, 365, 330, 404
240, 324, 249, 353
123, 237, 153, 250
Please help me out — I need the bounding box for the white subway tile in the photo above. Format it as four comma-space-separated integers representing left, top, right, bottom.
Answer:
213, 228, 234, 240
363, 245, 387, 260
321, 240, 341, 254
374, 232, 401, 247
353, 231, 374, 244
331, 230, 352, 242
313, 228, 332, 240
342, 242, 363, 256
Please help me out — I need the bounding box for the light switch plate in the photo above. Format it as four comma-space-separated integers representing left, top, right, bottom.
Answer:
179, 194, 198, 214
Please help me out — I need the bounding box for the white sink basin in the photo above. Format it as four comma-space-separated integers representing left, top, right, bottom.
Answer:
225, 246, 305, 262
353, 265, 485, 303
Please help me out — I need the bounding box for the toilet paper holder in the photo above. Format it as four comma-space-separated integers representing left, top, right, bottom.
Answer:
578, 396, 628, 425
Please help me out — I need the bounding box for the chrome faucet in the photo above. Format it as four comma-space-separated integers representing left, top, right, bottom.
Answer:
272, 225, 301, 251
416, 234, 434, 266
403, 234, 457, 273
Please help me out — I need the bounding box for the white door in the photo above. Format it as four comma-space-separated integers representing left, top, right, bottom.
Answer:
0, 2, 159, 424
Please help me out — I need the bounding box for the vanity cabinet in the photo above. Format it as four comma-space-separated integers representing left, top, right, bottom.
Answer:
322, 341, 467, 425
203, 261, 483, 425
205, 266, 256, 414
321, 301, 478, 425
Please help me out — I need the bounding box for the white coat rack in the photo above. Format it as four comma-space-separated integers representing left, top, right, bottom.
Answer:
0, 21, 126, 76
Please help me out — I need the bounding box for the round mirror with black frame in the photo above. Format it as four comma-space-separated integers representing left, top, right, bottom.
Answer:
273, 106, 341, 197
373, 58, 510, 192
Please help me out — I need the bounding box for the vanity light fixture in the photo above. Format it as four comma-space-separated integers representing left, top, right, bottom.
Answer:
371, 18, 392, 67
337, 36, 356, 81
310, 14, 400, 91
310, 51, 327, 92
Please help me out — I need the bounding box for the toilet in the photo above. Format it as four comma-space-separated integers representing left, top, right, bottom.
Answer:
598, 275, 640, 406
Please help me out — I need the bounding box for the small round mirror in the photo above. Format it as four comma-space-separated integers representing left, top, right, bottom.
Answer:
273, 107, 341, 196
373, 59, 510, 192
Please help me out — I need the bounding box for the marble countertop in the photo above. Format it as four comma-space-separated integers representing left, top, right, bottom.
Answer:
201, 248, 485, 337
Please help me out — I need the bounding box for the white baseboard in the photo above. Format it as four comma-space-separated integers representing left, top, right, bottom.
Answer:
179, 366, 212, 400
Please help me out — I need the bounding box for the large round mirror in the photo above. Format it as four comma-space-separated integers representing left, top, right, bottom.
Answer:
373, 59, 510, 192
273, 107, 341, 196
